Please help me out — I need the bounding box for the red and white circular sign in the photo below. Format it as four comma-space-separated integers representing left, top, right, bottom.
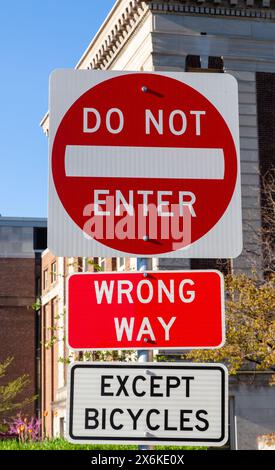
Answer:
51, 72, 238, 256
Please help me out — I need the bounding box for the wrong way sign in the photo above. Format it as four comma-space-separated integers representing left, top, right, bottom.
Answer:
67, 362, 228, 446
49, 70, 242, 258
67, 270, 224, 350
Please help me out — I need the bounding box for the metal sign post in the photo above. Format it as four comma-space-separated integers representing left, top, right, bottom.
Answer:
137, 257, 151, 450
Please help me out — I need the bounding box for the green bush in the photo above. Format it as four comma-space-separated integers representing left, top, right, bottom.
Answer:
0, 438, 205, 450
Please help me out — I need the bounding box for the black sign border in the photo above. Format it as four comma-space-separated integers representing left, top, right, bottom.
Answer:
69, 363, 226, 443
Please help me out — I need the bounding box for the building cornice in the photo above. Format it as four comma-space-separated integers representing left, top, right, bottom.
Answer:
78, 0, 275, 73
41, 0, 149, 133
40, 0, 275, 133
87, 0, 275, 73
146, 0, 275, 19
0, 216, 47, 227
77, 0, 149, 71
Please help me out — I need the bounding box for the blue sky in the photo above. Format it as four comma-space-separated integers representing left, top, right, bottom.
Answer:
0, 0, 116, 218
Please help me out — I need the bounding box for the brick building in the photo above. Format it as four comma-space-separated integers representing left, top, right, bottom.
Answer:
40, 0, 275, 448
41, 251, 67, 437
40, 255, 135, 437
0, 217, 47, 417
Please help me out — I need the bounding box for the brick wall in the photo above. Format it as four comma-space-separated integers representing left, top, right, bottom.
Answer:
42, 302, 52, 436
256, 73, 275, 176
0, 258, 36, 417
41, 251, 58, 436
256, 72, 275, 275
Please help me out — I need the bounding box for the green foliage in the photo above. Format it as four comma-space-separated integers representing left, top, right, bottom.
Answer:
0, 357, 35, 420
82, 350, 136, 362
86, 258, 103, 272
0, 438, 205, 450
67, 258, 103, 272
185, 273, 275, 375
31, 298, 41, 312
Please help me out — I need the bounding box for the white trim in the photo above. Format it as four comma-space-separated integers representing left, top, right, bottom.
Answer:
42, 248, 50, 258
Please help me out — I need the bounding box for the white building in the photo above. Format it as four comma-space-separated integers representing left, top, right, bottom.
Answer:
40, 0, 275, 449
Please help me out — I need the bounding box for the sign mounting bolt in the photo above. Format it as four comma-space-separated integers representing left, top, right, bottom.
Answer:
143, 235, 149, 241
141, 86, 148, 93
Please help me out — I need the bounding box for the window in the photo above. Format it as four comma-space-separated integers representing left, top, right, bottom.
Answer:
33, 227, 47, 250
190, 259, 232, 276
59, 417, 64, 438
117, 257, 125, 271
98, 257, 106, 271
208, 56, 224, 72
43, 269, 48, 290
93, 257, 99, 272
185, 55, 224, 73
112, 258, 117, 271
185, 55, 201, 72
51, 261, 57, 283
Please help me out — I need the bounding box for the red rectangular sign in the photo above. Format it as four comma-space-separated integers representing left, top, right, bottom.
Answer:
67, 270, 224, 350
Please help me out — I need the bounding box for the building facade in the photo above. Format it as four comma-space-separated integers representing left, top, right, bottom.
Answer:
40, 0, 275, 449
40, 255, 136, 437
0, 217, 47, 418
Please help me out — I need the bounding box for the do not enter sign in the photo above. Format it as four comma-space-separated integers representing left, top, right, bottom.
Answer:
49, 70, 242, 257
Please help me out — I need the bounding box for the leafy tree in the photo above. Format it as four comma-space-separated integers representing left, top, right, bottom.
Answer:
244, 167, 275, 276
184, 168, 275, 375
0, 357, 35, 421
184, 273, 275, 375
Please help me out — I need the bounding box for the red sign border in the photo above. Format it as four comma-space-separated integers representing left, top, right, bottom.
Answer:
66, 270, 225, 351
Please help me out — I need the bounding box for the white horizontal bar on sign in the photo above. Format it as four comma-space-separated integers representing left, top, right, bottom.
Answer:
65, 145, 225, 179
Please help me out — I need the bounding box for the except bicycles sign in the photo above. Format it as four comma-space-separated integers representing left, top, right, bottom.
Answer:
67, 362, 228, 446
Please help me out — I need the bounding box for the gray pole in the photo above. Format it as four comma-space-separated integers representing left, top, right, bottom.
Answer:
137, 257, 152, 450
138, 83, 152, 450
137, 257, 151, 363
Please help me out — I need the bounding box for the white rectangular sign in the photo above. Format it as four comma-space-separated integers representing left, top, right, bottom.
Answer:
65, 145, 224, 179
49, 70, 242, 258
67, 362, 228, 446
